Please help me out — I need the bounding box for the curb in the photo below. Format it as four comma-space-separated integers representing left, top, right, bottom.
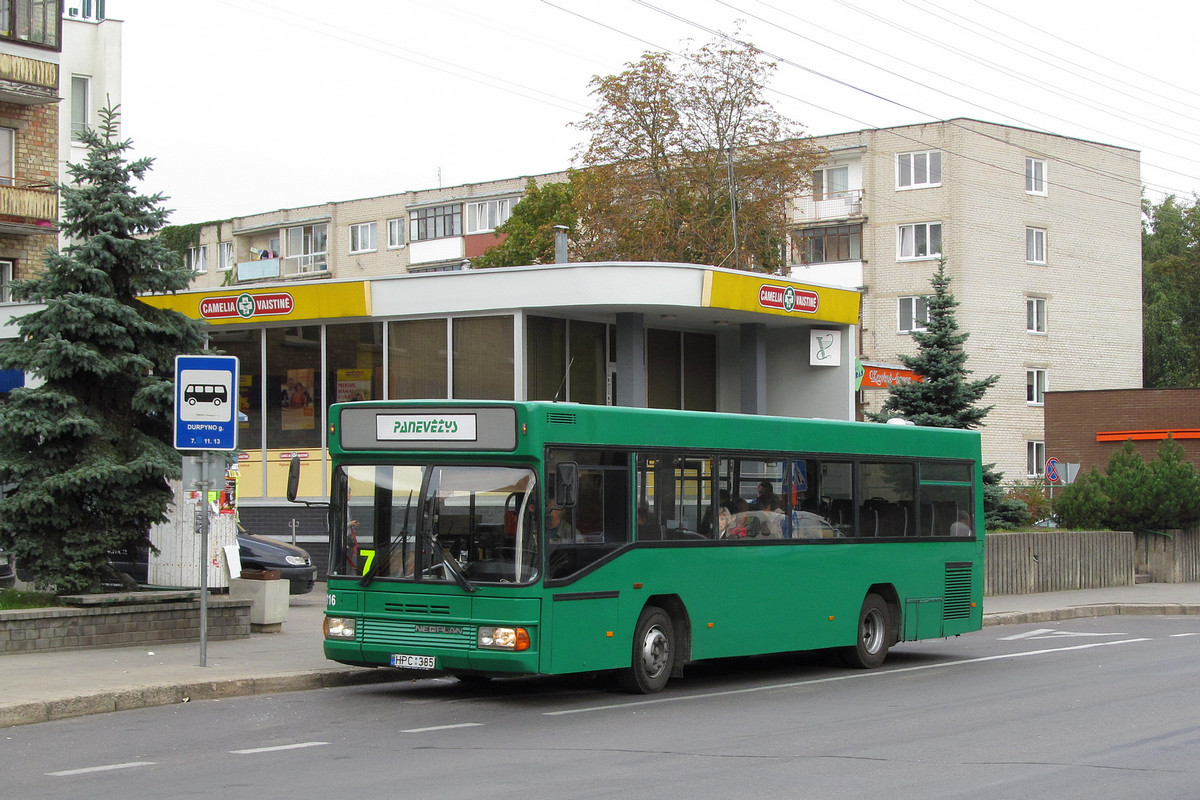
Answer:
983, 603, 1200, 627
0, 667, 407, 729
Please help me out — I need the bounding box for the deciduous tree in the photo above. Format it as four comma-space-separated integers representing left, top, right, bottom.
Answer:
572, 35, 823, 271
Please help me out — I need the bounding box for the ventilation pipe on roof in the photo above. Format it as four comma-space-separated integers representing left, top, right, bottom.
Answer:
554, 225, 569, 264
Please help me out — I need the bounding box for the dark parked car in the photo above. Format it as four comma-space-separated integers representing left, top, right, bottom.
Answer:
108, 534, 317, 595
238, 534, 317, 594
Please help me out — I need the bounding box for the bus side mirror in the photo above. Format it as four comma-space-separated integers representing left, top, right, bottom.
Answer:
286, 455, 300, 503
555, 462, 578, 508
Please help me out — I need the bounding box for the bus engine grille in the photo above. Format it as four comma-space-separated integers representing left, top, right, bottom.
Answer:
361, 618, 476, 651
943, 562, 974, 620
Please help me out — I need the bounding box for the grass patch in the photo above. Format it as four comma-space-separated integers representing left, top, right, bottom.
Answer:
0, 588, 59, 610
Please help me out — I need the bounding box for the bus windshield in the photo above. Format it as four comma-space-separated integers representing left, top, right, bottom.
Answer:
333, 464, 540, 585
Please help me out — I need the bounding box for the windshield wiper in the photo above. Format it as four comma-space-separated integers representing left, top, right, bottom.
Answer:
359, 489, 415, 588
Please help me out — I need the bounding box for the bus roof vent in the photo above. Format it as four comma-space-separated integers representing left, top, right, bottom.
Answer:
547, 411, 577, 425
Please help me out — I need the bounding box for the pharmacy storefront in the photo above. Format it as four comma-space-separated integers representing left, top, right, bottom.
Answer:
142, 262, 860, 556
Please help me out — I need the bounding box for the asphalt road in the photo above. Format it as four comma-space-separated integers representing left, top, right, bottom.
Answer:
5, 616, 1200, 800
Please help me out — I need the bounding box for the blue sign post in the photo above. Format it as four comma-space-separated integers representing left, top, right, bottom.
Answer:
174, 355, 239, 451
174, 355, 238, 667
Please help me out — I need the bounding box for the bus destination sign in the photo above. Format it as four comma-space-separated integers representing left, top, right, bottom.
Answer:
376, 413, 478, 442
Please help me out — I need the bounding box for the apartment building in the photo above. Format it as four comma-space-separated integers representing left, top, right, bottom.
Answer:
175, 118, 1141, 487
0, 0, 62, 396
788, 119, 1142, 481
183, 173, 558, 285
60, 0, 120, 186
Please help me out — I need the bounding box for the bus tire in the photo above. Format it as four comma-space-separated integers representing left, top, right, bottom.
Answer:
619, 606, 674, 694
843, 593, 891, 669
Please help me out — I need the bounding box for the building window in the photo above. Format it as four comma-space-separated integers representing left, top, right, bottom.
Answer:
465, 197, 517, 234
0, 127, 13, 187
284, 223, 328, 274
1026, 368, 1048, 405
1027, 297, 1047, 333
218, 242, 234, 271
349, 221, 377, 254
70, 75, 90, 141
1026, 227, 1047, 264
897, 222, 942, 260
897, 151, 942, 189
410, 204, 462, 241
0, 260, 11, 303
1026, 441, 1046, 478
898, 296, 929, 333
1026, 158, 1047, 195
186, 245, 207, 273
0, 0, 60, 48
387, 217, 405, 249
812, 166, 850, 199
794, 224, 861, 264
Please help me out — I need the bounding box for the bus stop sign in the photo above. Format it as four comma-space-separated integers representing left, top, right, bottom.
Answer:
174, 355, 239, 451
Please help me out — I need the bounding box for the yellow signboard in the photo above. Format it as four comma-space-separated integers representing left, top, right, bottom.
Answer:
701, 270, 859, 325
143, 281, 371, 324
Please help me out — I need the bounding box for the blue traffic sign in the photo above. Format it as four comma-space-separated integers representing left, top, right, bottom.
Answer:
1046, 457, 1060, 483
174, 355, 239, 451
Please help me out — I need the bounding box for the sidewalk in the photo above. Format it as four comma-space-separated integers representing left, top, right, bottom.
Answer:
4, 583, 1200, 728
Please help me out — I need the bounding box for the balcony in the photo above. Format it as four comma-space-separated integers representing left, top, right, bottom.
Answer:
790, 189, 864, 225
0, 52, 58, 105
0, 179, 57, 235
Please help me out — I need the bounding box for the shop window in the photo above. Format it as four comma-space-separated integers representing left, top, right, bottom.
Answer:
327, 322, 383, 404
209, 328, 262, 451
388, 318, 448, 399
453, 316, 513, 400
266, 326, 322, 450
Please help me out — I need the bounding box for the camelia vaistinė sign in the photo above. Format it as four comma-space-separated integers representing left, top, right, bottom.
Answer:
758, 284, 819, 314
199, 292, 295, 321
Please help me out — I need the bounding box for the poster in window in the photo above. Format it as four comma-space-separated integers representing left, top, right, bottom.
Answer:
281, 368, 315, 430
336, 368, 373, 402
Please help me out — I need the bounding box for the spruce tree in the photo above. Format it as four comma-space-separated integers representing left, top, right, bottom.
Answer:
868, 259, 1027, 527
0, 107, 203, 593
868, 257, 998, 428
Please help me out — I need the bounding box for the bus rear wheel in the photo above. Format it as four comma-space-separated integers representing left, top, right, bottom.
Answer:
843, 593, 891, 669
618, 606, 674, 694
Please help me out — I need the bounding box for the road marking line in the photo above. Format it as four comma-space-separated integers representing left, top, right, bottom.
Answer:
1001, 629, 1128, 640
47, 761, 156, 776
402, 723, 485, 733
544, 638, 1152, 716
1170, 633, 1200, 638
230, 742, 329, 754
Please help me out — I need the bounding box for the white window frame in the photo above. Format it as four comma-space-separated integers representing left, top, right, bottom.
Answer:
71, 74, 90, 142
0, 259, 11, 303
1026, 368, 1048, 406
465, 197, 518, 234
896, 150, 942, 190
387, 217, 405, 249
1026, 440, 1046, 479
897, 222, 942, 260
1026, 158, 1048, 195
284, 223, 328, 274
186, 245, 208, 274
1026, 227, 1047, 264
1026, 296, 1047, 334
0, 127, 14, 187
349, 221, 377, 254
218, 241, 234, 271
898, 295, 929, 333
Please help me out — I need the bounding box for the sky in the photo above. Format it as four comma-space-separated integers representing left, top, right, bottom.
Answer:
106, 0, 1200, 225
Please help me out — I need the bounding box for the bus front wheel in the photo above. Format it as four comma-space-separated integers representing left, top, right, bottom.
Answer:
843, 593, 891, 669
619, 606, 674, 694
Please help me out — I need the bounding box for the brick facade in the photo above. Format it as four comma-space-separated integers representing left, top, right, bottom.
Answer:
1044, 388, 1200, 475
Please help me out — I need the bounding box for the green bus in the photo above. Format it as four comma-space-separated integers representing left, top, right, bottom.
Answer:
309, 400, 984, 693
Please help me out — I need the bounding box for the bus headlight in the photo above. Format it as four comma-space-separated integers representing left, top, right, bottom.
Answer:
324, 617, 356, 639
478, 626, 530, 651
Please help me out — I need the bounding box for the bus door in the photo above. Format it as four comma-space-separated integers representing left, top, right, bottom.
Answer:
545, 448, 630, 674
